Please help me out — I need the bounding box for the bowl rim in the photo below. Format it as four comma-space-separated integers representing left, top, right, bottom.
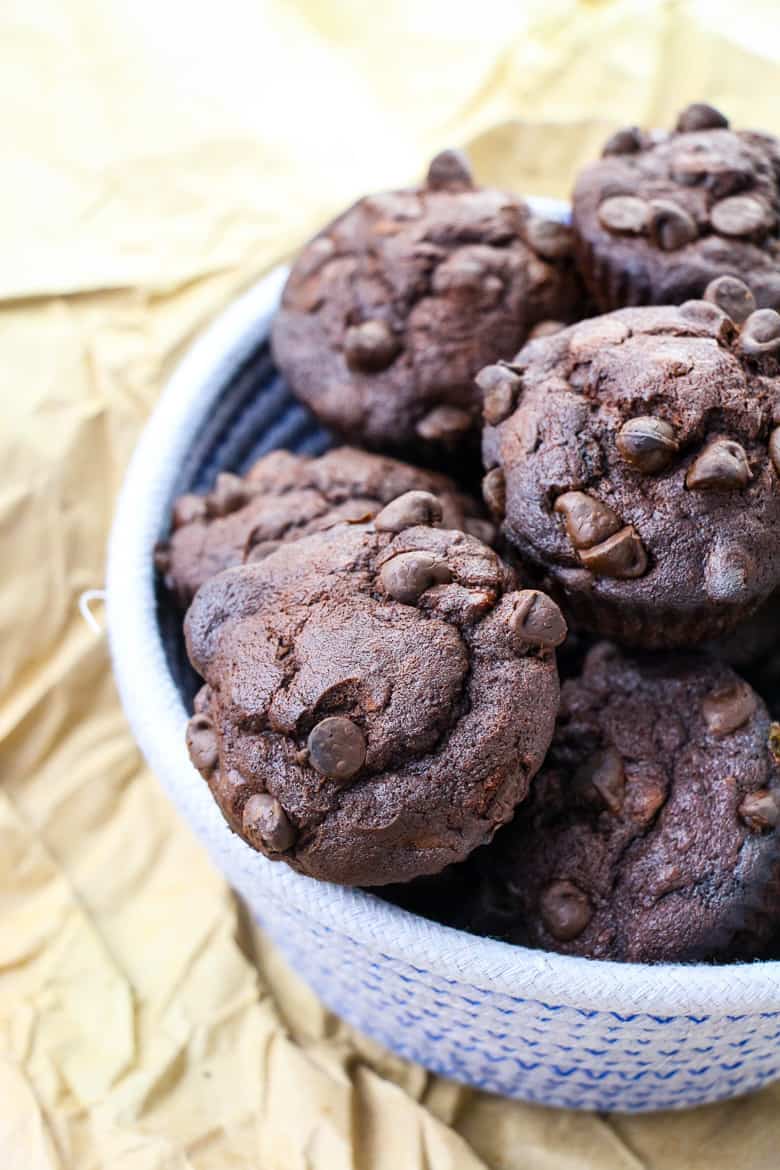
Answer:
106, 200, 780, 1018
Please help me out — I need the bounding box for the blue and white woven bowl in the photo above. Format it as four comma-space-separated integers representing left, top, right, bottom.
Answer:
107, 199, 780, 1113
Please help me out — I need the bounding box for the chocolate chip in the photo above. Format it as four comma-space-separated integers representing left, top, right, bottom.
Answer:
703, 275, 756, 323
702, 684, 758, 736
770, 427, 780, 475
770, 723, 780, 765
602, 126, 642, 156
576, 746, 626, 814
679, 299, 732, 333
740, 308, 780, 355
186, 713, 218, 774
307, 716, 367, 783
207, 473, 250, 518
476, 364, 522, 425
617, 416, 679, 474
685, 439, 752, 490
242, 793, 297, 853
711, 194, 774, 239
597, 195, 650, 235
676, 102, 729, 133
415, 404, 473, 442
704, 544, 754, 602
344, 319, 400, 371
540, 880, 593, 942
509, 590, 568, 649
554, 491, 622, 550
172, 493, 207, 529
528, 319, 565, 340
648, 200, 698, 251
578, 526, 648, 579
523, 216, 574, 260
739, 789, 780, 833
374, 490, 443, 533
380, 551, 453, 603
482, 468, 506, 520
426, 149, 474, 190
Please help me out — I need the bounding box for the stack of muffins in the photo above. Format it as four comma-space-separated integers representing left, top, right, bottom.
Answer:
156, 103, 780, 965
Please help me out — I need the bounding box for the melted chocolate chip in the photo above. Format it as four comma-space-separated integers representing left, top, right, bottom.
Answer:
577, 746, 626, 814
426, 149, 475, 190
770, 427, 780, 475
702, 684, 757, 736
602, 126, 642, 156
207, 473, 250, 518
242, 793, 297, 853
540, 880, 593, 941
616, 416, 678, 473
307, 716, 367, 783
740, 308, 780, 355
415, 404, 473, 441
172, 493, 207, 529
344, 319, 400, 371
676, 102, 729, 133
648, 199, 698, 251
597, 195, 650, 235
380, 551, 453, 603
482, 468, 506, 520
523, 216, 573, 260
477, 364, 522, 425
374, 491, 443, 533
739, 789, 780, 832
685, 439, 752, 491
711, 195, 774, 238
554, 491, 621, 550
509, 590, 568, 649
578, 526, 648, 579
186, 713, 218, 774
703, 275, 756, 323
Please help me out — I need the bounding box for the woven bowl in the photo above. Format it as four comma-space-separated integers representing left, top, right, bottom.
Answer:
107, 199, 780, 1113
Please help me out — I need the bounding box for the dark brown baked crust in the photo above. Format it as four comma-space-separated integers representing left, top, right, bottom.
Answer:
271, 151, 584, 456
460, 643, 780, 963
572, 104, 780, 311
481, 303, 780, 648
155, 446, 490, 608
183, 516, 566, 886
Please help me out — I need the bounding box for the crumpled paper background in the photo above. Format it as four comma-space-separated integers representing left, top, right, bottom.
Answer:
3, 1, 780, 1166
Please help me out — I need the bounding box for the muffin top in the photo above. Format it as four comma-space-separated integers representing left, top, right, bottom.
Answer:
183, 509, 566, 885
462, 643, 780, 963
155, 446, 490, 608
481, 300, 780, 647
271, 150, 584, 456
573, 103, 780, 310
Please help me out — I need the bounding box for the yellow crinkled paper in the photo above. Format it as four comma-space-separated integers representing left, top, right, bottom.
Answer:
3, 1, 780, 1166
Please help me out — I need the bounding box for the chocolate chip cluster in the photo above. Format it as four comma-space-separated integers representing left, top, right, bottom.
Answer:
159, 115, 780, 963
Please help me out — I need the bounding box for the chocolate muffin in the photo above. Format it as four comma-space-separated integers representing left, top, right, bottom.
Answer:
155, 446, 491, 608
480, 301, 780, 648
183, 506, 566, 885
271, 150, 584, 458
572, 103, 780, 311
459, 643, 780, 964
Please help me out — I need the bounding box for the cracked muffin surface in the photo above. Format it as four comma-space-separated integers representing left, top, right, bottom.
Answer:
572, 102, 780, 311
183, 504, 566, 885
458, 643, 780, 963
155, 446, 491, 609
481, 301, 780, 647
271, 150, 584, 457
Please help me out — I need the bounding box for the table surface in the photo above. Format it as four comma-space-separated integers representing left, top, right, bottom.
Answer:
3, 2, 780, 1166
